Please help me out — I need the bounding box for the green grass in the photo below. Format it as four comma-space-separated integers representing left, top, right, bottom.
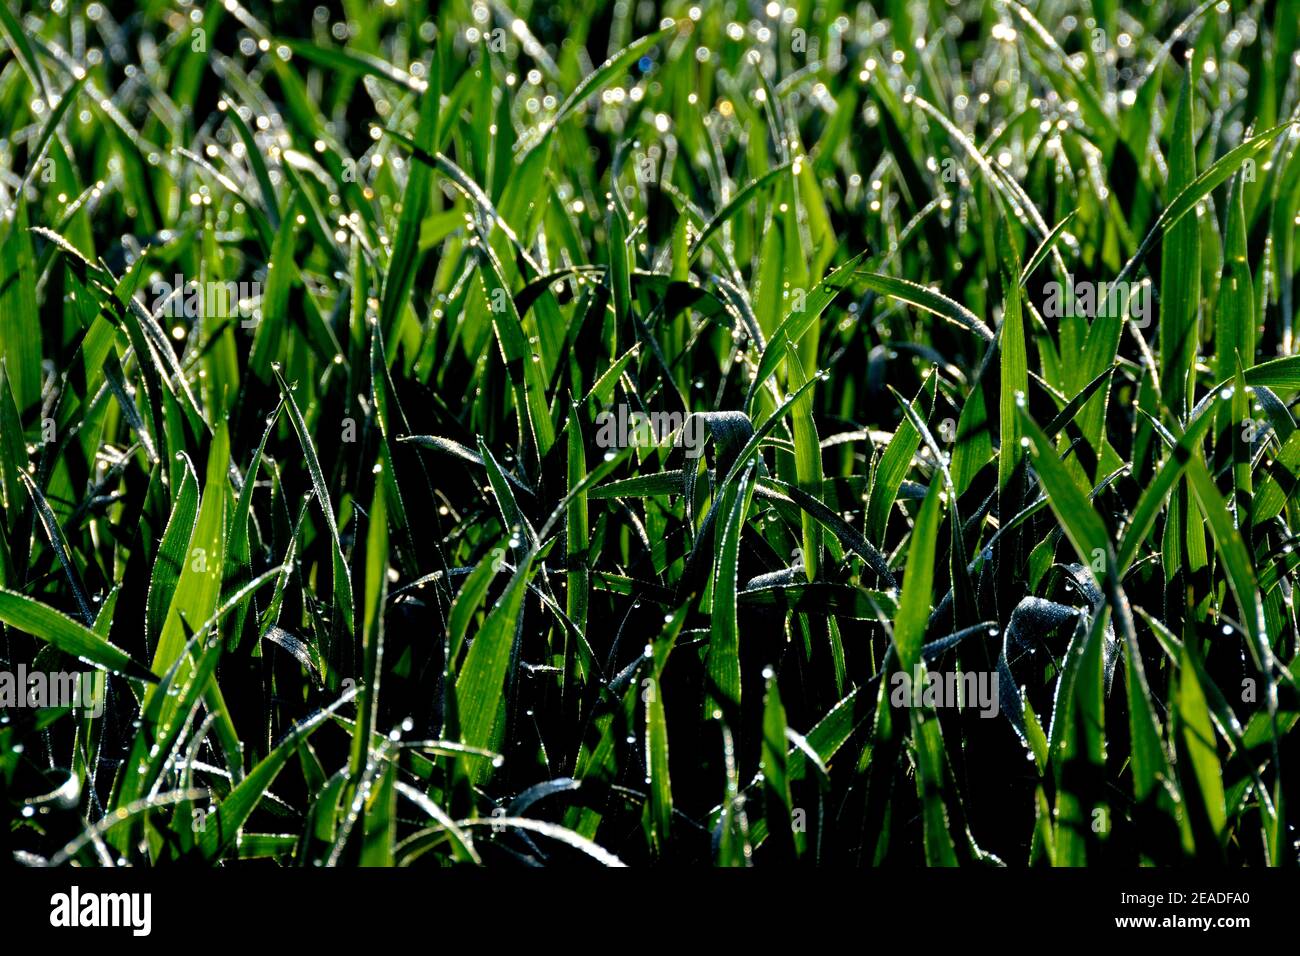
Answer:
1, 0, 1299, 867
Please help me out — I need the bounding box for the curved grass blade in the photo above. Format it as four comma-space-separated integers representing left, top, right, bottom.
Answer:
0, 590, 155, 683
199, 687, 358, 860
146, 456, 199, 655
273, 367, 354, 679
855, 272, 994, 342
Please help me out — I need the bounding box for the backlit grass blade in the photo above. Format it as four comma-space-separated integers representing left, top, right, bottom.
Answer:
530, 22, 676, 149
0, 590, 156, 683
706, 464, 755, 718
760, 671, 801, 859
349, 477, 389, 783
1158, 67, 1200, 417
19, 471, 94, 626
476, 239, 556, 463
0, 361, 24, 538
223, 404, 281, 652
999, 233, 1028, 492
747, 252, 866, 411
1019, 212, 1077, 287
146, 456, 199, 655
199, 688, 358, 860
644, 608, 685, 854
688, 162, 793, 265
1178, 642, 1228, 845
0, 203, 42, 414
855, 272, 994, 342
1115, 122, 1296, 290
785, 344, 823, 580
16, 74, 85, 199
1050, 609, 1109, 865
566, 404, 590, 636
866, 372, 935, 543
1215, 172, 1256, 381
892, 476, 957, 864
378, 55, 441, 349
1184, 454, 1273, 675
0, 0, 49, 100
1016, 399, 1114, 581
273, 367, 354, 680
754, 476, 897, 588
455, 552, 535, 778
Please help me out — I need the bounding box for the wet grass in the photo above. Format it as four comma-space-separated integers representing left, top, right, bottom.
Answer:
1, 0, 1300, 866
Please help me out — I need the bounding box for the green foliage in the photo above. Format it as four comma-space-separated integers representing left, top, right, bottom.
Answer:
1, 0, 1299, 869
